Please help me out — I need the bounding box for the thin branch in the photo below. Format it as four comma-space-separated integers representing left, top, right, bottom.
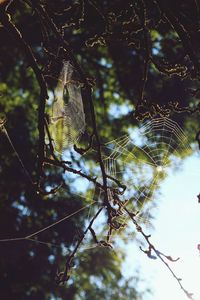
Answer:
56, 206, 104, 284
44, 157, 100, 187
135, 0, 150, 117
155, 0, 200, 76
0, 10, 48, 183
124, 206, 194, 300
28, 0, 111, 214
0, 202, 96, 242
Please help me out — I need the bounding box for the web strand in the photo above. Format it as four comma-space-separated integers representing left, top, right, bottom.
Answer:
2, 127, 34, 185
0, 202, 97, 243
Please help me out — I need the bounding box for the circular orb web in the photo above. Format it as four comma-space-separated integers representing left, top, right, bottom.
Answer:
100, 117, 192, 218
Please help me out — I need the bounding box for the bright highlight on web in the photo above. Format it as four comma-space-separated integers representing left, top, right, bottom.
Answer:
101, 117, 191, 219
0, 61, 195, 299
49, 60, 85, 153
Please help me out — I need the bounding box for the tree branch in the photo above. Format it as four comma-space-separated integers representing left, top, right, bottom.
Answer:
0, 10, 48, 184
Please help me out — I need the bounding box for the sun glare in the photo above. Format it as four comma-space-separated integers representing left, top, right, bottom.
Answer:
156, 165, 163, 173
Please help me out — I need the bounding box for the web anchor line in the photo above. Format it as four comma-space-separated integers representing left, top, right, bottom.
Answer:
0, 202, 96, 244
1, 126, 34, 185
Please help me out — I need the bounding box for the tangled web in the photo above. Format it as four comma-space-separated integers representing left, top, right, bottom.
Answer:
48, 60, 85, 153
100, 117, 192, 222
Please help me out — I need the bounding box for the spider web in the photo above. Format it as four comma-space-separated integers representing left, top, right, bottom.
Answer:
0, 119, 106, 255
78, 117, 193, 251
0, 121, 98, 254
0, 119, 144, 254
48, 60, 86, 153
0, 189, 99, 254
0, 116, 194, 261
101, 117, 191, 221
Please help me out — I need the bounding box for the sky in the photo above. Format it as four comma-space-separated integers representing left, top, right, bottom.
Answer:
123, 152, 200, 300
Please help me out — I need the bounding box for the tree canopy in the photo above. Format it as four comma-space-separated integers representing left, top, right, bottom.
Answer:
0, 1, 200, 299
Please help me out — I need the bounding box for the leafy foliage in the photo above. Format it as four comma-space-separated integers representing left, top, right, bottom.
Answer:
0, 0, 200, 299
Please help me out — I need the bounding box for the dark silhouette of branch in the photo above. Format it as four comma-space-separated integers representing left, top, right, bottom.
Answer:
155, 0, 200, 76
1, 1, 199, 298
44, 157, 99, 187
0, 9, 48, 184
28, 0, 111, 216
135, 0, 150, 117
56, 206, 104, 284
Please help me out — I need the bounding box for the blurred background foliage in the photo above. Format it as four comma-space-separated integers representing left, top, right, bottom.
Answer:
0, 0, 200, 299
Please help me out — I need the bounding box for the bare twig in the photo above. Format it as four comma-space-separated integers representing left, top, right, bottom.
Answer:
56, 206, 104, 284
0, 10, 48, 184
124, 206, 194, 300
